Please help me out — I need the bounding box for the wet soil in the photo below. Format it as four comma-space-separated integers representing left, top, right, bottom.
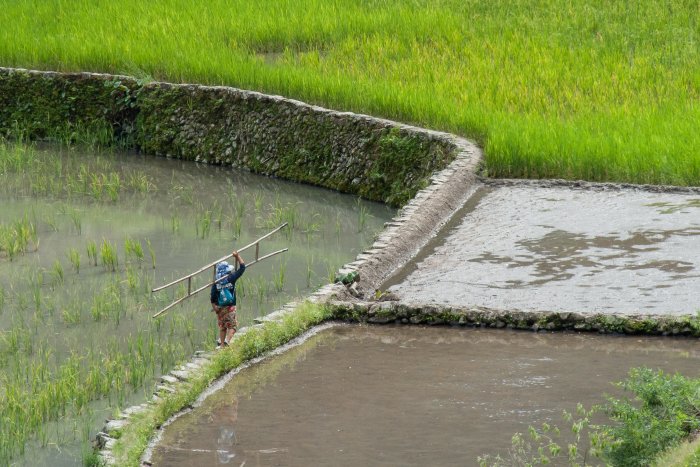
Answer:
150, 325, 700, 466
386, 186, 700, 315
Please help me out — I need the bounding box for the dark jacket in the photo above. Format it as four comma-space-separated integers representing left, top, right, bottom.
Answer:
210, 263, 246, 306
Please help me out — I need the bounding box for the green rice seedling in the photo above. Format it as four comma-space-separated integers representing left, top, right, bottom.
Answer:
64, 173, 81, 198
132, 240, 144, 264
68, 209, 82, 235
0, 284, 5, 313
90, 283, 121, 321
104, 172, 121, 202
67, 248, 80, 273
197, 210, 212, 239
0, 217, 37, 260
254, 275, 268, 304
124, 237, 144, 265
234, 196, 246, 221
306, 255, 314, 288
211, 200, 223, 230
283, 203, 300, 231
302, 213, 321, 241
356, 198, 369, 233
16, 293, 28, 312
77, 163, 90, 194
126, 171, 154, 193
146, 238, 156, 269
44, 214, 59, 232
0, 231, 15, 260
273, 262, 286, 292
100, 238, 119, 272
86, 239, 98, 266
231, 216, 243, 238
30, 269, 43, 310
263, 202, 299, 237
171, 214, 180, 233
61, 306, 81, 324
89, 173, 104, 201
325, 261, 338, 285
51, 260, 64, 286
142, 273, 154, 295
81, 429, 102, 466
0, 140, 36, 173
253, 192, 263, 213
109, 289, 123, 324
180, 185, 194, 205
179, 314, 196, 346
236, 280, 247, 298
124, 265, 139, 292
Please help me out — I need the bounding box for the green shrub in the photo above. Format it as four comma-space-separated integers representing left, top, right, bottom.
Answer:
481, 368, 700, 467
598, 368, 700, 466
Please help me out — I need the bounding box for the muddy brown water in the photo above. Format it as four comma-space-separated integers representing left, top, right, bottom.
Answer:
151, 324, 700, 466
387, 186, 700, 315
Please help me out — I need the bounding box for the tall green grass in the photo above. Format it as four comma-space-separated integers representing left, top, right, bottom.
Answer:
1, 0, 699, 184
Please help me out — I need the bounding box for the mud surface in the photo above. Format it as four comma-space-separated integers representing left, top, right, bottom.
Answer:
387, 186, 700, 315
150, 325, 700, 466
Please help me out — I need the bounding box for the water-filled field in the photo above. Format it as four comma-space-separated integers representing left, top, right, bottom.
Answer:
151, 324, 700, 466
1, 0, 699, 186
0, 142, 393, 465
387, 185, 700, 315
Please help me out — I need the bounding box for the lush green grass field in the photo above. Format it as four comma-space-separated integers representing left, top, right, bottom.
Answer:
1, 0, 699, 185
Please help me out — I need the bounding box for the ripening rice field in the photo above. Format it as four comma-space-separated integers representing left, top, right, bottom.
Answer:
1, 0, 699, 186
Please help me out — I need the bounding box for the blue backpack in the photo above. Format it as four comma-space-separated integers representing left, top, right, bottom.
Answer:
218, 287, 235, 306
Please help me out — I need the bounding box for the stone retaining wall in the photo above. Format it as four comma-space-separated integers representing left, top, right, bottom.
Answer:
328, 300, 700, 336
0, 67, 459, 206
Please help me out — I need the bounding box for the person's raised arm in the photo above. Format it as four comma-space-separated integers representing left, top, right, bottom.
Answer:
230, 250, 246, 280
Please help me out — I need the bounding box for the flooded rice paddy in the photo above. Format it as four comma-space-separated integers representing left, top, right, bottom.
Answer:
0, 143, 393, 465
152, 324, 700, 466
388, 186, 700, 315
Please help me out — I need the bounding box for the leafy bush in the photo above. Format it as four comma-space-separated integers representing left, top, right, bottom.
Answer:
480, 368, 700, 467
598, 368, 700, 466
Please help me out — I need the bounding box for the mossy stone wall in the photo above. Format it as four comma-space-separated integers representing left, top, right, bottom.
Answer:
0, 68, 140, 140
329, 300, 700, 336
0, 67, 458, 206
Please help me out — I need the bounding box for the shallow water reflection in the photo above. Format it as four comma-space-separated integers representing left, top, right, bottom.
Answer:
388, 187, 700, 314
152, 325, 700, 466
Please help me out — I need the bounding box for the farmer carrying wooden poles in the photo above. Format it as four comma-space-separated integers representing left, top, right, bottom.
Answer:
211, 250, 245, 349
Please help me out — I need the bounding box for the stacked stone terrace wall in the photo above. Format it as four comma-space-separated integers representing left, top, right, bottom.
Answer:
0, 67, 461, 206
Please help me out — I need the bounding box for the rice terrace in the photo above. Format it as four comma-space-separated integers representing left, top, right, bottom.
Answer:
1, 1, 700, 466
